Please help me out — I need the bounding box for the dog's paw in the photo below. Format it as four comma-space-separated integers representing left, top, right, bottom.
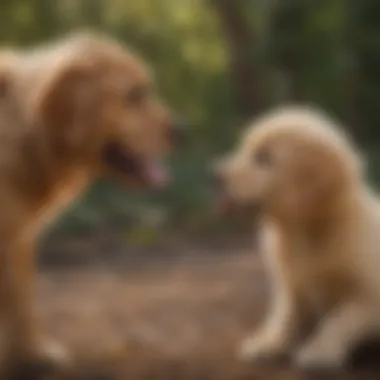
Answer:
294, 343, 344, 373
237, 334, 289, 364
39, 338, 71, 365
3, 339, 71, 380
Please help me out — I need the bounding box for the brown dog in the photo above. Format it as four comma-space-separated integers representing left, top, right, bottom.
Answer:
0, 33, 184, 377
215, 107, 380, 371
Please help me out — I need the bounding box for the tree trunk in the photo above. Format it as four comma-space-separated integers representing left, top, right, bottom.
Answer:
270, 1, 306, 102
211, 0, 266, 120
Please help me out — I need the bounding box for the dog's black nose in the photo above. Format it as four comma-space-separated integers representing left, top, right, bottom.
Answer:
170, 118, 189, 145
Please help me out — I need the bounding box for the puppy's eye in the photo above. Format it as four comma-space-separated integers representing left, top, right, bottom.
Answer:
253, 148, 271, 166
125, 86, 148, 106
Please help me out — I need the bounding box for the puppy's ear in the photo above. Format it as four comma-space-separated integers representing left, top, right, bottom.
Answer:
295, 148, 345, 213
33, 59, 97, 146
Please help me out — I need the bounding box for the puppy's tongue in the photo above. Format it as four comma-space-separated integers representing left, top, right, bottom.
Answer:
143, 159, 169, 188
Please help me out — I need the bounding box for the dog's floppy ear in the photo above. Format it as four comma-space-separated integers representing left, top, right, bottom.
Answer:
33, 58, 97, 146
294, 146, 345, 215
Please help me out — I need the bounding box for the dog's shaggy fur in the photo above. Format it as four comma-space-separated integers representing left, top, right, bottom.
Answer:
215, 106, 380, 370
0, 33, 180, 377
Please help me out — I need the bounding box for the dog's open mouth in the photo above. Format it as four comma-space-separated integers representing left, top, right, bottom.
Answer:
102, 142, 169, 189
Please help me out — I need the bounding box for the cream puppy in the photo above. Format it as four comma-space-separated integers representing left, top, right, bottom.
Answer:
215, 106, 380, 370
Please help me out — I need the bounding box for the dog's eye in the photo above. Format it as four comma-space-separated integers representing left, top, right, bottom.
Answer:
253, 148, 271, 167
125, 85, 148, 106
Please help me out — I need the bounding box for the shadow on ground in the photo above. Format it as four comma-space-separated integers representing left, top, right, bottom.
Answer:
31, 246, 380, 380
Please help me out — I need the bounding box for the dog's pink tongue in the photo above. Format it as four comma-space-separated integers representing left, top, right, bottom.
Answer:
144, 159, 169, 188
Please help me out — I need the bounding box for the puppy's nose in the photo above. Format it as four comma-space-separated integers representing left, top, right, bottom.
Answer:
170, 118, 189, 145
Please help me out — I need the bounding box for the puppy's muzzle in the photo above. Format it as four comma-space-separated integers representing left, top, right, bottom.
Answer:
210, 162, 235, 214
211, 168, 225, 189
211, 159, 229, 188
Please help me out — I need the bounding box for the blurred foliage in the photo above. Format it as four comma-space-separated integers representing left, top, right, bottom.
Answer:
1, 0, 380, 240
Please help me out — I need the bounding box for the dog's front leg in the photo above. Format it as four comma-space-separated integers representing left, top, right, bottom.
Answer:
0, 236, 69, 378
238, 283, 307, 363
238, 228, 313, 364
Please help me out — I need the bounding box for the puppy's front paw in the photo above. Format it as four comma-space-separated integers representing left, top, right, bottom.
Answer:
237, 333, 289, 364
4, 339, 72, 380
38, 338, 71, 367
294, 343, 344, 373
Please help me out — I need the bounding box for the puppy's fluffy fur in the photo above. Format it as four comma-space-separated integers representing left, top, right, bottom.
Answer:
0, 33, 178, 376
216, 106, 380, 370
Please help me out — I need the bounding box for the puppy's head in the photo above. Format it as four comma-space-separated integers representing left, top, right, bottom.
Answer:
32, 33, 186, 189
214, 107, 363, 221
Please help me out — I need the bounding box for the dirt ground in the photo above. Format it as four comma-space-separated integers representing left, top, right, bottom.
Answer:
35, 246, 380, 380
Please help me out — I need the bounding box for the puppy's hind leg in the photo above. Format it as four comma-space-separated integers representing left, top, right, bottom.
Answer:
294, 298, 377, 372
